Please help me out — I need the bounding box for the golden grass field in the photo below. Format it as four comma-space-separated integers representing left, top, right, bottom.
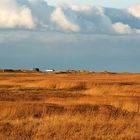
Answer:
0, 71, 140, 140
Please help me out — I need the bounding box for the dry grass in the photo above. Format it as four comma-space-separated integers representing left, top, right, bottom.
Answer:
0, 72, 140, 140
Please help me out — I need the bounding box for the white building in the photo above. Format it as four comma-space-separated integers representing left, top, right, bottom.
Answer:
45, 69, 55, 72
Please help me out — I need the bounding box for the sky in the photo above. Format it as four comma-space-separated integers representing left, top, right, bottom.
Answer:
0, 0, 140, 72
47, 0, 140, 8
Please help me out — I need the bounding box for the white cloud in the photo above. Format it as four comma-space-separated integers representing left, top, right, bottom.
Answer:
0, 0, 140, 35
28, 0, 39, 3
112, 22, 133, 34
128, 4, 140, 19
64, 4, 92, 12
0, 0, 35, 29
51, 7, 80, 32
56, 4, 113, 34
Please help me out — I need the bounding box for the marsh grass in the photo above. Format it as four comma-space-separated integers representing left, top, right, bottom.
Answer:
0, 72, 140, 140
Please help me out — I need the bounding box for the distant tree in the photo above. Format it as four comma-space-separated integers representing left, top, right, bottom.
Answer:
32, 68, 40, 72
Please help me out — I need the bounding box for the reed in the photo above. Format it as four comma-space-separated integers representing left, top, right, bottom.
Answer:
0, 72, 139, 140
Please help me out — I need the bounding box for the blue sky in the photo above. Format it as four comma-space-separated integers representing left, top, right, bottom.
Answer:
47, 0, 140, 8
0, 0, 140, 72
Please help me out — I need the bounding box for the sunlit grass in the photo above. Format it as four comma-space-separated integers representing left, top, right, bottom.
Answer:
0, 72, 140, 140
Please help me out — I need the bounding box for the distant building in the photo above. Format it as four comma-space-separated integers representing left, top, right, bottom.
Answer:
45, 69, 55, 72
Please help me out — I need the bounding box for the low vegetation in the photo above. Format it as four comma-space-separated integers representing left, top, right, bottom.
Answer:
0, 72, 140, 140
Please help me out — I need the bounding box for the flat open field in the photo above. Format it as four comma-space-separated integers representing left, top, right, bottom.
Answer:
0, 72, 140, 140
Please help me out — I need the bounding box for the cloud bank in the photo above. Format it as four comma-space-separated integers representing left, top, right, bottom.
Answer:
0, 0, 140, 34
